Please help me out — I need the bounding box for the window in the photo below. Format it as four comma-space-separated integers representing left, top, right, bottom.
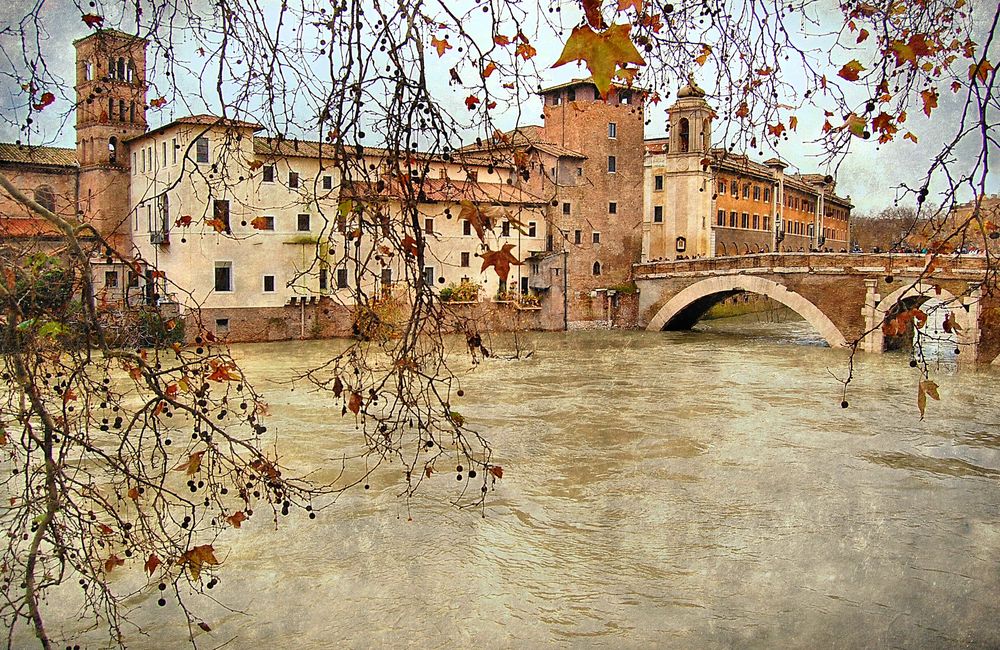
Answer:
214, 262, 233, 292
753, 214, 759, 229
213, 200, 231, 233
34, 186, 55, 213
84, 61, 93, 80
501, 220, 510, 237
743, 184, 750, 199
422, 266, 434, 287
567, 88, 576, 101
764, 216, 770, 231
105, 270, 119, 288
262, 165, 275, 182
322, 175, 333, 190
731, 182, 739, 197
576, 167, 583, 176
678, 118, 690, 152
609, 202, 617, 215
717, 210, 724, 226
119, 99, 125, 123
162, 141, 167, 167
108, 137, 118, 164
296, 214, 311, 231
718, 180, 727, 194
336, 268, 349, 289
552, 94, 562, 106
319, 268, 328, 290
729, 211, 737, 227
592, 231, 601, 244
654, 206, 664, 223
608, 156, 617, 173
288, 171, 299, 188
195, 137, 209, 163
574, 229, 582, 244
592, 261, 602, 276
763, 188, 771, 202
258, 215, 275, 230
654, 175, 663, 191
741, 212, 749, 228
753, 186, 761, 201
171, 138, 177, 164
215, 319, 230, 335
462, 220, 472, 236
129, 102, 135, 124
424, 217, 434, 235
461, 252, 470, 267
608, 122, 617, 139
381, 268, 392, 286
562, 202, 571, 215
263, 275, 276, 292
528, 221, 537, 237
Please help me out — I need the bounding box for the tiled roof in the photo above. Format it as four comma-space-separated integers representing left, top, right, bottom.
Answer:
129, 115, 263, 142
342, 177, 545, 205
0, 143, 77, 168
460, 126, 588, 160
0, 217, 63, 238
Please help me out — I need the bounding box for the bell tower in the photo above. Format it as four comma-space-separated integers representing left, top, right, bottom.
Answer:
667, 76, 713, 156
73, 29, 148, 246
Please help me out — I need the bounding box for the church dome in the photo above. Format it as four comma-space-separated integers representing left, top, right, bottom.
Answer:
677, 76, 706, 98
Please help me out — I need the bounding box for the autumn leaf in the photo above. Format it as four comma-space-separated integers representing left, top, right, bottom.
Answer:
175, 215, 193, 227
482, 61, 497, 78
205, 218, 228, 233
515, 41, 537, 60
968, 60, 994, 84
920, 89, 938, 117
208, 361, 240, 382
694, 44, 712, 67
479, 243, 522, 284
917, 380, 940, 419
348, 392, 362, 415
837, 59, 865, 81
425, 466, 434, 479
249, 458, 281, 480
226, 511, 248, 528
493, 34, 511, 46
63, 388, 77, 403
174, 450, 205, 476
82, 13, 104, 28
856, 28, 869, 44
98, 523, 113, 535
458, 201, 493, 241
149, 97, 167, 109
788, 116, 798, 131
488, 465, 504, 479
401, 235, 420, 257
582, 0, 606, 29
104, 555, 125, 573
639, 12, 662, 32
32, 92, 55, 112
465, 95, 480, 110
616, 0, 642, 12
250, 216, 272, 230
177, 544, 220, 581
843, 113, 867, 137
767, 122, 786, 138
903, 132, 918, 143
553, 23, 645, 98
735, 101, 750, 119
128, 486, 140, 501
424, 35, 449, 59
145, 554, 161, 576
943, 312, 963, 334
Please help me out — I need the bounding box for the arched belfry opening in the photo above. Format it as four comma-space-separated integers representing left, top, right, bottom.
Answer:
679, 118, 690, 153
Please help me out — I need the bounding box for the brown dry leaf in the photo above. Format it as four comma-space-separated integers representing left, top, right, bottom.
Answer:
479, 244, 522, 284
145, 553, 161, 575
174, 451, 205, 476
227, 511, 248, 528
837, 59, 865, 81
553, 23, 645, 98
488, 465, 504, 479
430, 36, 452, 57
348, 392, 362, 415
104, 555, 125, 573
177, 544, 220, 581
127, 487, 140, 501
920, 89, 938, 117
582, 0, 606, 29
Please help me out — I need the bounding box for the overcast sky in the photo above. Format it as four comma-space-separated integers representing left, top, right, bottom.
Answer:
1, 0, 996, 215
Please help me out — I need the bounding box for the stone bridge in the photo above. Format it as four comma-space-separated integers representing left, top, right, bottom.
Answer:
634, 253, 999, 364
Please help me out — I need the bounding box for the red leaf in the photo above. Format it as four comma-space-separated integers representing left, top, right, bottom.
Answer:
32, 92, 55, 112
105, 555, 125, 573
837, 59, 865, 81
98, 523, 113, 535
205, 218, 229, 233
482, 62, 497, 78
226, 511, 248, 528
920, 89, 938, 117
348, 392, 362, 415
488, 465, 504, 479
82, 14, 104, 28
127, 487, 140, 501
493, 34, 511, 46
145, 554, 161, 575
465, 95, 480, 110
149, 97, 167, 109
177, 544, 219, 581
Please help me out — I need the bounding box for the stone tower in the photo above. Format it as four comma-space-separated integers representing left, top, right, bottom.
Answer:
73, 29, 148, 246
537, 79, 645, 325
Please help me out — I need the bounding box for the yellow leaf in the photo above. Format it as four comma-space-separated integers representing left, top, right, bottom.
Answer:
177, 544, 220, 581
174, 450, 205, 476
968, 60, 994, 84
553, 23, 646, 98
430, 36, 452, 58
838, 59, 865, 81
694, 44, 712, 67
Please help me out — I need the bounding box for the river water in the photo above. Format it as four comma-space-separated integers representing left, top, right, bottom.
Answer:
30, 316, 1000, 647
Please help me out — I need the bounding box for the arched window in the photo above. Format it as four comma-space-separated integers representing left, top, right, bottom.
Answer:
126, 60, 135, 83
117, 58, 126, 80
34, 186, 55, 213
119, 99, 126, 123
129, 101, 135, 123
679, 118, 690, 153
109, 137, 118, 164
83, 61, 93, 81
107, 58, 115, 79
592, 261, 602, 276
107, 97, 114, 121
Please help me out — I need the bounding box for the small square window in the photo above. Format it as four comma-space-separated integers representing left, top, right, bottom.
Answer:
461, 252, 470, 267
462, 220, 472, 236
592, 232, 601, 244
288, 171, 299, 189
576, 167, 583, 176
322, 175, 333, 190
262, 165, 275, 182
654, 206, 663, 223
608, 156, 617, 173
422, 266, 435, 287
263, 275, 275, 292
609, 202, 617, 215
319, 268, 328, 290
562, 202, 571, 215
297, 214, 310, 231
424, 217, 434, 235
528, 221, 537, 237
215, 318, 229, 335
105, 270, 119, 288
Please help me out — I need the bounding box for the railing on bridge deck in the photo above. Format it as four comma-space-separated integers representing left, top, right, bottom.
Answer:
634, 252, 988, 278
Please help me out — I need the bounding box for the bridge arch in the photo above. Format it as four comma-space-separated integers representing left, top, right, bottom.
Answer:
874, 282, 973, 350
646, 275, 849, 348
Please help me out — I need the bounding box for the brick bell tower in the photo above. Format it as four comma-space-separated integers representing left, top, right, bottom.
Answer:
73, 29, 148, 248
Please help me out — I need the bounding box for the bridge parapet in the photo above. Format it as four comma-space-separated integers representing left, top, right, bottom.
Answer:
635, 253, 988, 279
